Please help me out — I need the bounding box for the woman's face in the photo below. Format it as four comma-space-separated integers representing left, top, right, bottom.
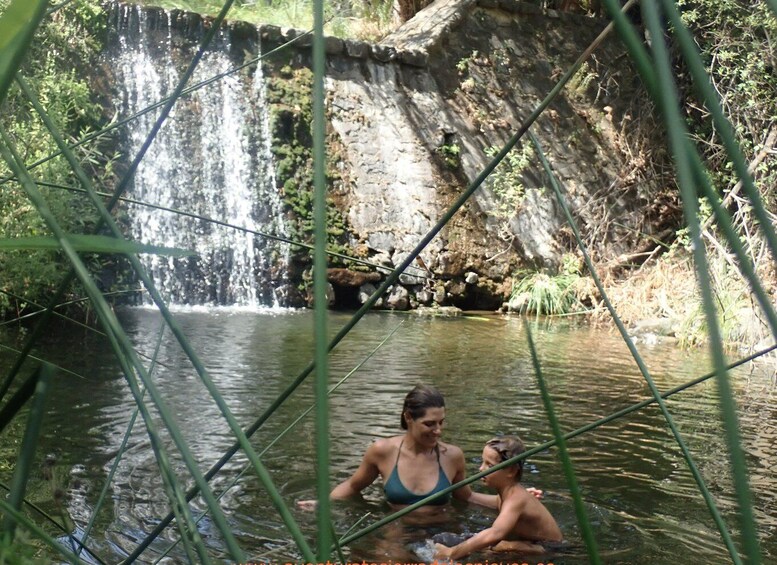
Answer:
406, 406, 445, 447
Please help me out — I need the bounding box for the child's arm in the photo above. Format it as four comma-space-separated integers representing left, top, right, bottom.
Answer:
435, 498, 522, 560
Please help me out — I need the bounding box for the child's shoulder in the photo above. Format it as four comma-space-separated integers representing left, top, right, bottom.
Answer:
501, 484, 536, 508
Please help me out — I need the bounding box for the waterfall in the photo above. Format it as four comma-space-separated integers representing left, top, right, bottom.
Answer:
110, 4, 289, 307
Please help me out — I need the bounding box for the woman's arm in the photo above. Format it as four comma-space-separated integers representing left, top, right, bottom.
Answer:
298, 440, 383, 507
330, 446, 380, 499
448, 446, 498, 507
448, 446, 541, 507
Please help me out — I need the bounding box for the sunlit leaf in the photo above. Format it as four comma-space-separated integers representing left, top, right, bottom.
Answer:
0, 235, 196, 256
0, 0, 48, 105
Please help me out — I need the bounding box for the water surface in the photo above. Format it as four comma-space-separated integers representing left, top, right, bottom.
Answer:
1, 309, 775, 564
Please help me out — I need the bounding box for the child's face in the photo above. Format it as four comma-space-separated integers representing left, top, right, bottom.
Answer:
479, 446, 508, 488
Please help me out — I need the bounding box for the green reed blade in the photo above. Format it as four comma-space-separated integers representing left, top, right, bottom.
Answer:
150, 322, 403, 564
336, 343, 776, 548
312, 0, 331, 558
0, 26, 315, 189
0, 481, 107, 564
127, 4, 642, 557
0, 127, 237, 563
0, 0, 47, 105
524, 321, 601, 565
0, 0, 240, 407
528, 124, 742, 563
768, 0, 777, 17
0, 344, 85, 381
18, 53, 315, 562
642, 3, 759, 561
0, 369, 40, 436
659, 0, 777, 265
330, 521, 347, 565
0, 234, 194, 256
2, 363, 52, 543
0, 499, 82, 564
33, 179, 432, 281
0, 289, 173, 370
76, 324, 165, 558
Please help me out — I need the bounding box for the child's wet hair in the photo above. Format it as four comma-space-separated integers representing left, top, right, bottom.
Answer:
400, 384, 445, 429
486, 436, 525, 481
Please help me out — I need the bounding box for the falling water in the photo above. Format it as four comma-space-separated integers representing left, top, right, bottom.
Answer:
110, 4, 289, 307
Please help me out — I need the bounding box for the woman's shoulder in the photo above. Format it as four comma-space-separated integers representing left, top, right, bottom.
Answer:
437, 440, 465, 460
366, 435, 402, 459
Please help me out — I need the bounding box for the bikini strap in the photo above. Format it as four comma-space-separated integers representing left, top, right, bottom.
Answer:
395, 439, 404, 466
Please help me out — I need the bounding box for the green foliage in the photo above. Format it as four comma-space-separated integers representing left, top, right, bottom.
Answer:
485, 142, 534, 220
436, 143, 460, 169
510, 254, 586, 317
0, 0, 116, 319
0, 0, 48, 106
265, 64, 353, 268
0, 532, 48, 564
677, 0, 777, 205
567, 61, 598, 99
136, 0, 398, 41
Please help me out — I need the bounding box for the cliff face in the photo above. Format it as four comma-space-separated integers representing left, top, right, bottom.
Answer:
107, 0, 667, 310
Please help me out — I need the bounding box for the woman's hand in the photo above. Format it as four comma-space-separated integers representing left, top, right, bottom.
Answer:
296, 499, 318, 511
526, 487, 544, 499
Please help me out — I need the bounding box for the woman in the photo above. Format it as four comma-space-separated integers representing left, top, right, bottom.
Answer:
300, 384, 539, 510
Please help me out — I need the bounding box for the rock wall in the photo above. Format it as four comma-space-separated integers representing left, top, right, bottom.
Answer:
109, 0, 660, 311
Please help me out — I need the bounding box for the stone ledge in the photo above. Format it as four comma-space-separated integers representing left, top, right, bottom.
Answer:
117, 0, 607, 70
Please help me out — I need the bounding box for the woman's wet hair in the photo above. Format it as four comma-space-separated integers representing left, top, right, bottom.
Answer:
486, 436, 525, 481
400, 384, 445, 429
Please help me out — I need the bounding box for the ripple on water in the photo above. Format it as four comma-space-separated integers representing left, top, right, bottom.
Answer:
1, 311, 774, 564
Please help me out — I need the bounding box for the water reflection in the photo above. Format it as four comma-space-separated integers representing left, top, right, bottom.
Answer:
0, 309, 774, 563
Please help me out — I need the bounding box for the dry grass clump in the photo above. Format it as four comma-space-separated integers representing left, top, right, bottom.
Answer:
597, 247, 776, 351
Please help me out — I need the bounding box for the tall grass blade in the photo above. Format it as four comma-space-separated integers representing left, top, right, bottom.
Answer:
0, 370, 40, 435
641, 2, 760, 561
335, 344, 776, 547
0, 126, 239, 563
0, 499, 82, 564
19, 67, 314, 562
528, 126, 742, 563
0, 235, 194, 256
659, 0, 777, 268
0, 0, 47, 105
2, 363, 53, 542
767, 0, 777, 18
150, 322, 404, 564
76, 325, 164, 558
524, 322, 601, 565
312, 0, 331, 558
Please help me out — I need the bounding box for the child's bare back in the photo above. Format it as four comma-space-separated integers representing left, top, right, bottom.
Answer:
435, 436, 562, 560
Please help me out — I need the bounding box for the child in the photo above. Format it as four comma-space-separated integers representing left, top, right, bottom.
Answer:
434, 436, 562, 560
